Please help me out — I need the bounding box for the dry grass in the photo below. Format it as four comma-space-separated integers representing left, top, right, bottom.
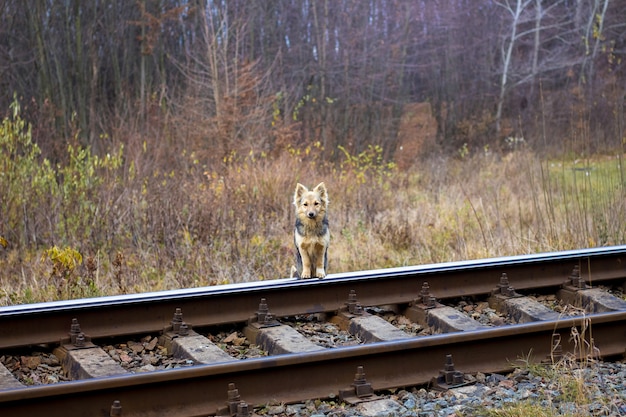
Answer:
1, 146, 625, 305
474, 312, 619, 417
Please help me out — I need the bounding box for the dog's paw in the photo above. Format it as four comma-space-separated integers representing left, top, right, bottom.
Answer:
315, 269, 326, 279
301, 271, 312, 279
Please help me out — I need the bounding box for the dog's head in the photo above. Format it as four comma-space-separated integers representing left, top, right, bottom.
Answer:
293, 182, 329, 220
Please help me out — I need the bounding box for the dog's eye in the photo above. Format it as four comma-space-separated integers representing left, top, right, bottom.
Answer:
314, 202, 319, 206
303, 202, 308, 206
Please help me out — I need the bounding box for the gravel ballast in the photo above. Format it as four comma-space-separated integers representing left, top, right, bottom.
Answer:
255, 359, 626, 417
3, 352, 626, 416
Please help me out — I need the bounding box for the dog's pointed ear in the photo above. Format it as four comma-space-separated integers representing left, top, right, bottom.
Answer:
313, 182, 328, 203
294, 183, 308, 205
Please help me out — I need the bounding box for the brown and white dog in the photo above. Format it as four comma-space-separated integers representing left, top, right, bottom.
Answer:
291, 182, 330, 279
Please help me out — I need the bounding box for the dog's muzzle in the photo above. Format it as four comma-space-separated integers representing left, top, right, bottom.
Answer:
307, 212, 316, 218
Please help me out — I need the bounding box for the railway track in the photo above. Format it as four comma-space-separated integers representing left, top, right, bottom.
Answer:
1, 246, 626, 416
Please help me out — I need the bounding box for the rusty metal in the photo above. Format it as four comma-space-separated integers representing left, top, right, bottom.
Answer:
59, 318, 95, 350
216, 383, 245, 417
236, 403, 250, 417
491, 273, 520, 298
557, 266, 589, 307
247, 298, 279, 329
110, 400, 122, 416
1, 246, 625, 349
2, 310, 626, 416
351, 366, 374, 397
344, 290, 364, 316
70, 318, 81, 338
417, 282, 438, 308
338, 366, 379, 404
178, 323, 189, 336
162, 308, 192, 338
567, 265, 587, 289
171, 308, 184, 332
331, 290, 367, 330
430, 354, 471, 390
488, 273, 524, 311
405, 281, 443, 325
75, 333, 86, 347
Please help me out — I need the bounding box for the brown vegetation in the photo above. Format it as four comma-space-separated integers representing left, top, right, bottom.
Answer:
1, 100, 625, 305
1, 2, 626, 304
394, 103, 438, 170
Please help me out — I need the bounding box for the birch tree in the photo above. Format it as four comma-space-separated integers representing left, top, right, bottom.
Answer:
494, 0, 533, 134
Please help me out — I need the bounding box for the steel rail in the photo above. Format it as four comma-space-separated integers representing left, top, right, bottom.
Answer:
1, 310, 625, 417
1, 246, 626, 349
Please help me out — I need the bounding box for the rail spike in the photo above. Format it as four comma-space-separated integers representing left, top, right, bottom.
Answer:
345, 290, 364, 316
568, 265, 587, 289
215, 383, 245, 417
338, 365, 380, 404
431, 354, 473, 390
164, 307, 192, 335
60, 318, 94, 349
110, 400, 122, 416
556, 265, 589, 306
248, 298, 280, 329
491, 273, 520, 298
236, 402, 250, 417
418, 282, 438, 308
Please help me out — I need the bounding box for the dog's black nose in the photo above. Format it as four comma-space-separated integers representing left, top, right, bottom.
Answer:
307, 212, 315, 218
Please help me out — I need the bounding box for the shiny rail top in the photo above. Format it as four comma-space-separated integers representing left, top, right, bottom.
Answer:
2, 245, 626, 314
1, 245, 625, 349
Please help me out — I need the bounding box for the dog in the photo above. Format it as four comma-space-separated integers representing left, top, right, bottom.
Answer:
291, 182, 330, 279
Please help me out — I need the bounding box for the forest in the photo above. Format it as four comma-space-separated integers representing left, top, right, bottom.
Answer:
2, 0, 625, 157
1, 1, 625, 304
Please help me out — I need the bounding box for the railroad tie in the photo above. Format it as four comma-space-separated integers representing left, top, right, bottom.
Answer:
423, 306, 490, 332
53, 318, 129, 380
245, 324, 326, 355
331, 290, 413, 342
244, 299, 325, 354
556, 265, 626, 312
404, 282, 489, 332
159, 331, 235, 364
494, 297, 560, 323
159, 308, 235, 364
487, 275, 560, 323
558, 287, 626, 313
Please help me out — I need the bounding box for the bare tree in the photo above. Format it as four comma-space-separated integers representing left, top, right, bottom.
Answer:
494, 0, 534, 134
0, 0, 624, 157
578, 0, 611, 90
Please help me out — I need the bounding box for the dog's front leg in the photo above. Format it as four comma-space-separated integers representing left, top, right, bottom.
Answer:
300, 248, 313, 278
314, 244, 326, 278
